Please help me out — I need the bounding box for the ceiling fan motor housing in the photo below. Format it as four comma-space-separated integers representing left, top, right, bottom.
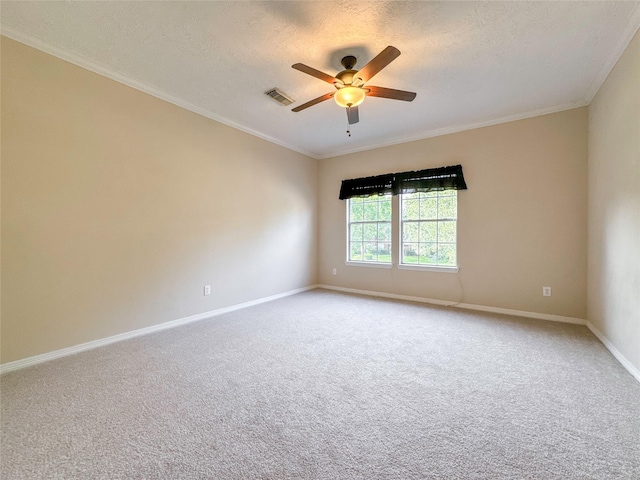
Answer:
341, 55, 357, 70
336, 69, 357, 88
336, 55, 360, 87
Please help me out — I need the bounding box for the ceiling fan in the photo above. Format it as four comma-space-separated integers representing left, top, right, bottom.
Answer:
291, 46, 416, 126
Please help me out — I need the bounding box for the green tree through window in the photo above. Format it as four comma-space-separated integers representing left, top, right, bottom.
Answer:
348, 195, 392, 263
401, 191, 457, 266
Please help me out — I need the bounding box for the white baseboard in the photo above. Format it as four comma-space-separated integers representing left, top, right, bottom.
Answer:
586, 321, 640, 383
317, 284, 640, 383
0, 285, 318, 375
454, 302, 586, 325
317, 284, 586, 325
7, 284, 637, 384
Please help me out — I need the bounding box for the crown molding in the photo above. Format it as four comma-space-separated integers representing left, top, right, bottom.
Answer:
4, 4, 638, 163
0, 28, 319, 159
317, 101, 588, 159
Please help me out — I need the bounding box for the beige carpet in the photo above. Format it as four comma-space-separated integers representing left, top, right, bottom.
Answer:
2, 289, 639, 479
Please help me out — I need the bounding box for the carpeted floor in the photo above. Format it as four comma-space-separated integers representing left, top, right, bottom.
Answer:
1, 289, 639, 479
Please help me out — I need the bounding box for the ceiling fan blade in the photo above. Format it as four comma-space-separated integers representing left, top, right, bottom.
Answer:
365, 86, 417, 101
347, 106, 359, 125
292, 63, 339, 85
291, 92, 335, 112
355, 46, 401, 84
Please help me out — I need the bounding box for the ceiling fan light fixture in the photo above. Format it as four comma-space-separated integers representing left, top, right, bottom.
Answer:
334, 86, 365, 108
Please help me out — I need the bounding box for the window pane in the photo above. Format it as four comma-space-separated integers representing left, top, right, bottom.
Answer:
350, 242, 363, 261
419, 222, 437, 242
420, 198, 437, 219
438, 221, 456, 243
402, 199, 419, 220
379, 223, 391, 242
363, 201, 378, 221
403, 222, 418, 242
403, 243, 419, 263
350, 202, 363, 222
438, 244, 456, 266
363, 223, 377, 242
403, 192, 418, 201
350, 223, 363, 241
379, 199, 391, 221
377, 242, 391, 261
378, 252, 391, 263
420, 243, 438, 265
438, 196, 457, 219
364, 242, 378, 261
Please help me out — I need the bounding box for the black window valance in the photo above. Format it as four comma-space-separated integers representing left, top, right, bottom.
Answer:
339, 164, 467, 200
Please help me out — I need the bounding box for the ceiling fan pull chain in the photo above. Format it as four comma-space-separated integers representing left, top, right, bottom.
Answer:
346, 107, 351, 137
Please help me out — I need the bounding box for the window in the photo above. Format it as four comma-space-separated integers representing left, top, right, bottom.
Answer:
341, 165, 466, 271
347, 195, 392, 264
400, 190, 457, 267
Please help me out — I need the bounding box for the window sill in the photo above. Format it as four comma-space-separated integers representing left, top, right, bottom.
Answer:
398, 264, 459, 273
345, 261, 393, 269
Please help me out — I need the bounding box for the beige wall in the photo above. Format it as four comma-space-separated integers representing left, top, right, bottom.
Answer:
1, 37, 318, 363
8, 31, 635, 369
318, 108, 588, 319
588, 30, 640, 372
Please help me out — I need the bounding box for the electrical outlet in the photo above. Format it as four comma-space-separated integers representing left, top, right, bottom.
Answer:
332, 268, 337, 276
204, 285, 211, 296
542, 286, 551, 297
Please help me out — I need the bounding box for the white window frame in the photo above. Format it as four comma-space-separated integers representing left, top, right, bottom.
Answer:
346, 195, 392, 267
398, 190, 459, 273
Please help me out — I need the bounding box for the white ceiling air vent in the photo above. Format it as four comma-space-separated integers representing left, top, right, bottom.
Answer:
265, 88, 295, 106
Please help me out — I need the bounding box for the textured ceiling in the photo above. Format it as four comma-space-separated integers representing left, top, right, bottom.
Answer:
2, 1, 640, 159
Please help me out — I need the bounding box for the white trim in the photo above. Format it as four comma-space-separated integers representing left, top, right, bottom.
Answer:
6, 285, 636, 383
318, 284, 454, 307
586, 321, 640, 383
0, 285, 318, 375
345, 261, 392, 269
0, 29, 590, 162
583, 5, 640, 102
316, 101, 587, 159
454, 301, 586, 325
397, 264, 459, 273
0, 28, 318, 160
316, 284, 586, 325
321, 282, 639, 383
